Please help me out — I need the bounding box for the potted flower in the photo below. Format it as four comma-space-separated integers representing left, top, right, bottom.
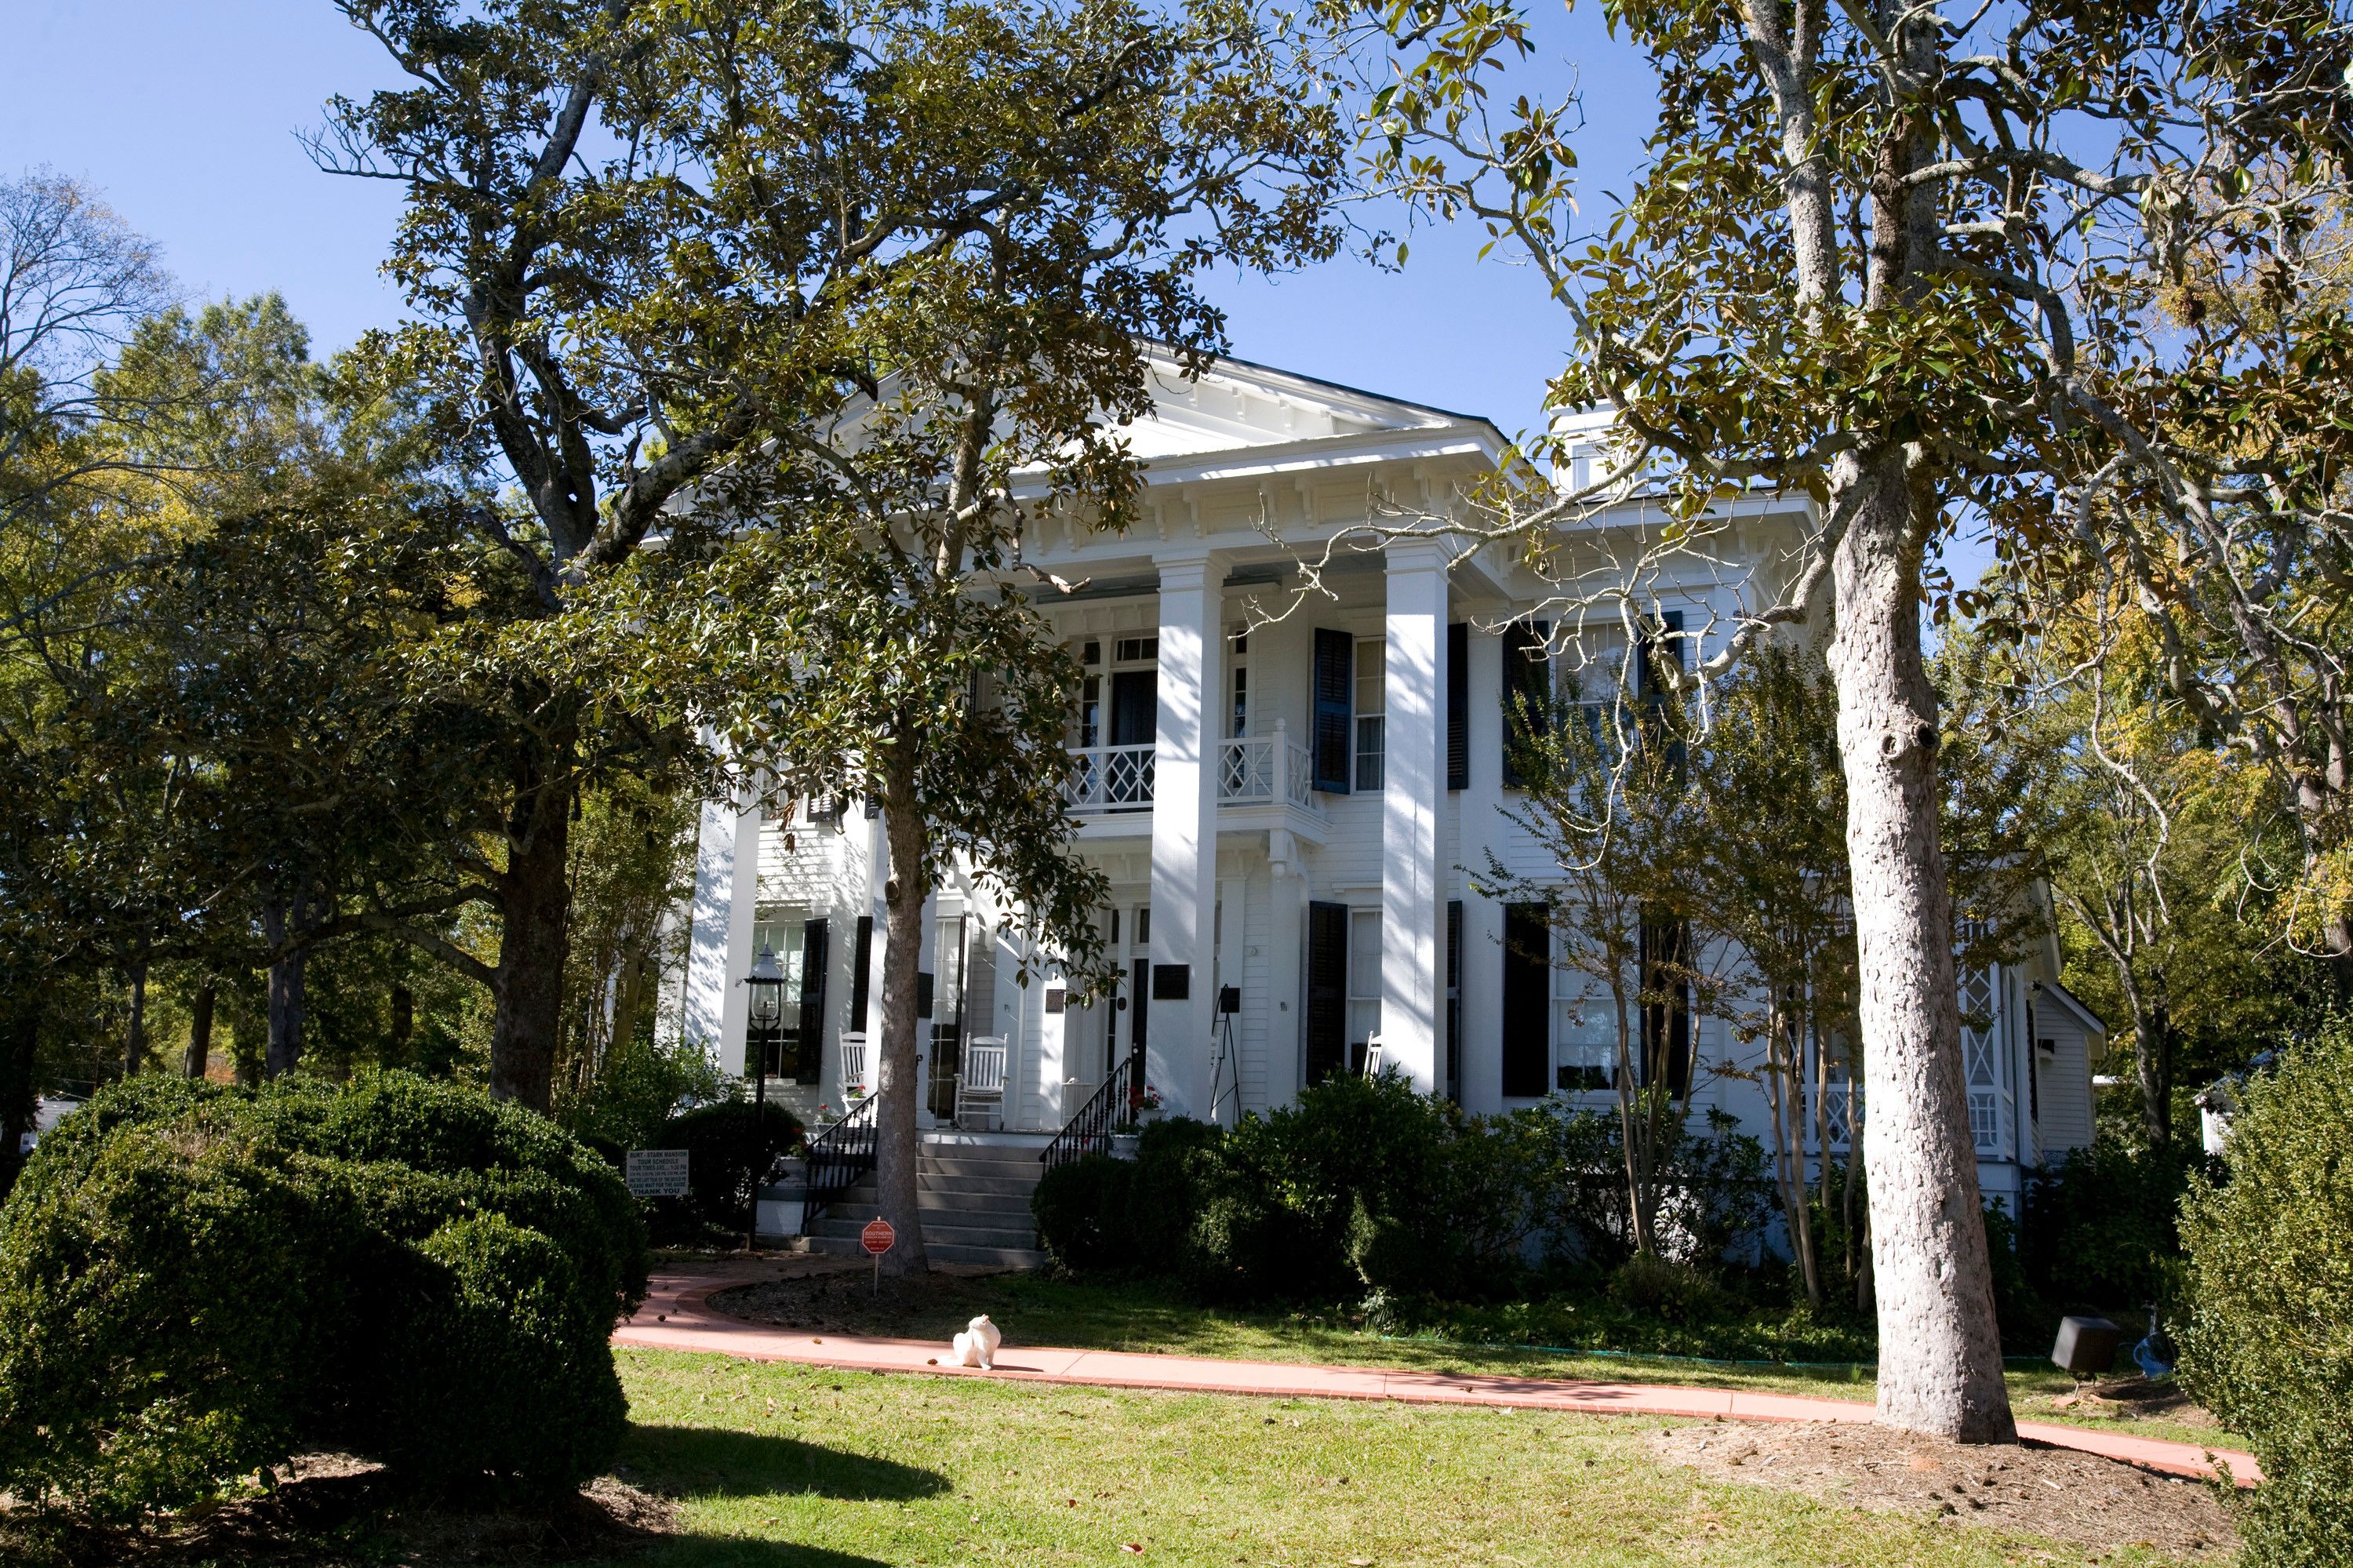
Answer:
1127, 1082, 1165, 1123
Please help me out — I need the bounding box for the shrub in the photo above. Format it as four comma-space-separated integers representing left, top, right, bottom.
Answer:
2180, 1024, 2353, 1568
2020, 1134, 2201, 1312
558, 1032, 730, 1155
0, 1071, 649, 1519
1534, 1104, 1772, 1271
1033, 1076, 1773, 1308
653, 1097, 805, 1238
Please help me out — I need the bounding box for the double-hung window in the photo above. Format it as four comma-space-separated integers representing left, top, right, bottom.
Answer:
1347, 908, 1383, 1071
1354, 636, 1385, 790
1555, 973, 1613, 1093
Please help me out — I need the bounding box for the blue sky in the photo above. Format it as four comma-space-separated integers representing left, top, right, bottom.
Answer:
3, 1, 1991, 583
2, 1, 1641, 438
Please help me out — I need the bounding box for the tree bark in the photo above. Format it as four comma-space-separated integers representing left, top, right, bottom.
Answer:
873, 780, 933, 1276
1827, 449, 2015, 1442
185, 977, 215, 1079
0, 995, 38, 1198
489, 729, 576, 1111
123, 959, 149, 1079
263, 892, 311, 1079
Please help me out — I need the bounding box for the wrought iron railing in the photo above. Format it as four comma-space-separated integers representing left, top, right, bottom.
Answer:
1041, 1050, 1143, 1171
798, 1091, 880, 1235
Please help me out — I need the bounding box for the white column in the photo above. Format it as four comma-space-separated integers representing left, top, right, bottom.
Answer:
1457, 623, 1507, 1113
1381, 542, 1447, 1093
1148, 549, 1224, 1118
683, 793, 763, 1075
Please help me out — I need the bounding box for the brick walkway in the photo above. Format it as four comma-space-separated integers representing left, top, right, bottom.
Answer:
613, 1267, 2261, 1488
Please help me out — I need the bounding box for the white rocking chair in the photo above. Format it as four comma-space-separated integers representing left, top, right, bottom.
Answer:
838, 1032, 870, 1100
1360, 1032, 1388, 1079
956, 1036, 1009, 1130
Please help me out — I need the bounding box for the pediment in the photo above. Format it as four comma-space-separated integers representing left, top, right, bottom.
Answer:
1117, 347, 1477, 464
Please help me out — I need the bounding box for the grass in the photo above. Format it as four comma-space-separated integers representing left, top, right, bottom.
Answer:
605, 1344, 2217, 1566
708, 1265, 2249, 1452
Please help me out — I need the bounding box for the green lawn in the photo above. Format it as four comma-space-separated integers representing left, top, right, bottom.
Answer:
605, 1345, 2216, 1566
707, 1266, 2246, 1452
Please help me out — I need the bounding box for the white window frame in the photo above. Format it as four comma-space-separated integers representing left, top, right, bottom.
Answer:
1553, 973, 1613, 1094
1347, 907, 1382, 1065
1354, 635, 1385, 791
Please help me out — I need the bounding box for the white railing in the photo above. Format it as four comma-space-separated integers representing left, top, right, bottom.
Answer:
1217, 719, 1317, 810
1067, 742, 1156, 813
1069, 719, 1318, 817
1816, 1082, 1858, 1151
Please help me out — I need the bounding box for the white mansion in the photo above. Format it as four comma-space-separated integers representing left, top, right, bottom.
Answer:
662, 351, 2102, 1241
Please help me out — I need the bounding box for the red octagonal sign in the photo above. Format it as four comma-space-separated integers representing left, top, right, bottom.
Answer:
860, 1218, 896, 1257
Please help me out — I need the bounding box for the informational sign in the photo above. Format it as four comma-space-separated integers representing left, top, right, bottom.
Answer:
860, 1217, 897, 1256
625, 1148, 690, 1199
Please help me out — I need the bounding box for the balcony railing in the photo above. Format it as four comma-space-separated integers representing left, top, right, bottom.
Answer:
1067, 742, 1156, 813
1067, 719, 1317, 817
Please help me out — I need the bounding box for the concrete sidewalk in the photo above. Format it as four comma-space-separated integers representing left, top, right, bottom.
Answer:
613, 1267, 2262, 1488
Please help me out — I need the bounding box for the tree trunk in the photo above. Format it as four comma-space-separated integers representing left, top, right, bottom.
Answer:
490, 731, 576, 1111
874, 783, 933, 1275
124, 959, 149, 1079
1827, 449, 2015, 1443
0, 995, 38, 1198
185, 977, 215, 1079
263, 893, 310, 1079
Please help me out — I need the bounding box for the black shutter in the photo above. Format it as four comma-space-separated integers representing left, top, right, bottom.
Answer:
1312, 628, 1353, 792
1306, 900, 1348, 1084
1502, 903, 1550, 1098
849, 915, 874, 1035
1445, 899, 1464, 1104
1500, 620, 1549, 788
795, 919, 829, 1085
1446, 621, 1469, 791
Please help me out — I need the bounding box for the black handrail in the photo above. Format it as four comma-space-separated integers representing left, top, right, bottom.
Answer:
1041, 1050, 1142, 1171
798, 1092, 881, 1235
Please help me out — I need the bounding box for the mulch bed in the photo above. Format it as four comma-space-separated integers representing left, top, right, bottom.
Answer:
1654, 1419, 2239, 1559
0, 1455, 681, 1566
711, 1256, 1025, 1343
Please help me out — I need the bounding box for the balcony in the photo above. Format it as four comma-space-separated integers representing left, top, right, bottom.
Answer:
1067, 719, 1317, 818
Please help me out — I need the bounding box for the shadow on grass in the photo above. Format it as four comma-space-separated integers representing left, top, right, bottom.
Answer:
623, 1424, 949, 1503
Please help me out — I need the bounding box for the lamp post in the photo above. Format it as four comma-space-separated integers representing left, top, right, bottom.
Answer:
744, 942, 785, 1253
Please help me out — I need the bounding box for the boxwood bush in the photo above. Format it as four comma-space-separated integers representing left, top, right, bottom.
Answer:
2180, 1024, 2353, 1568
0, 1072, 649, 1520
1033, 1071, 1768, 1306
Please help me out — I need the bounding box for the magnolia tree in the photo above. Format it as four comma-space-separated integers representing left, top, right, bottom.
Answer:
545, 0, 1344, 1270
1332, 0, 2349, 1439
314, 0, 1340, 1115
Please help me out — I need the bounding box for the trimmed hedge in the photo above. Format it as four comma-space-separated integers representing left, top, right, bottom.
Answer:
2180, 1024, 2353, 1568
1033, 1071, 1769, 1305
651, 1097, 805, 1239
0, 1072, 649, 1519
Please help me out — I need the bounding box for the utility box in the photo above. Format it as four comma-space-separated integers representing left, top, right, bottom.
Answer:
2050, 1315, 2122, 1377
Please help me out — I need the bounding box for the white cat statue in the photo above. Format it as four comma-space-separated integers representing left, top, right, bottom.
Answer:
951, 1314, 1002, 1371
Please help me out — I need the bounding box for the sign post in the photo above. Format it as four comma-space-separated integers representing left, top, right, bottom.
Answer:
860, 1217, 896, 1296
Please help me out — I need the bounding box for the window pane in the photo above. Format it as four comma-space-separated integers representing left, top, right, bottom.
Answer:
1355, 638, 1384, 715
1347, 910, 1382, 1060
1355, 715, 1384, 791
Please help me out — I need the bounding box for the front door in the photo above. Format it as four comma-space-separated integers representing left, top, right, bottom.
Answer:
1109, 670, 1156, 746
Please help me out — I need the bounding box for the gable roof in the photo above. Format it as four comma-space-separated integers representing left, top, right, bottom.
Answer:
1114, 344, 1504, 463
